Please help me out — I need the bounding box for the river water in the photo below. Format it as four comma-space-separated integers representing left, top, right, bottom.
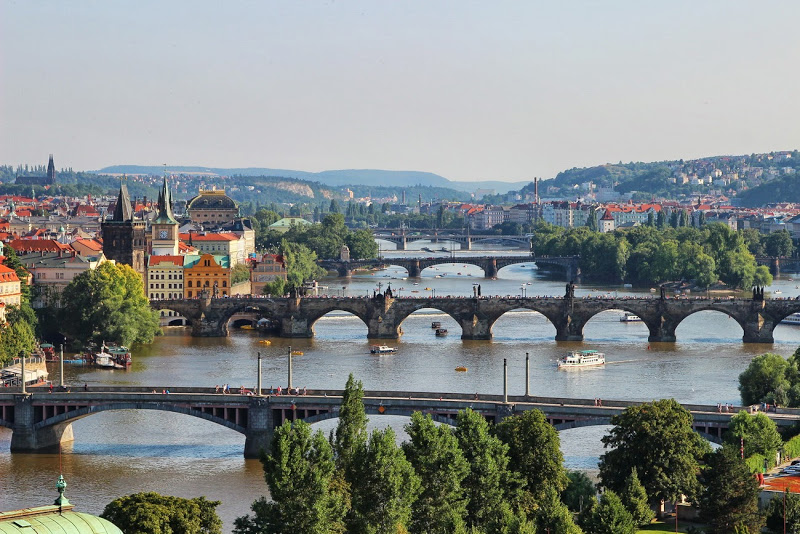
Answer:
2, 244, 800, 530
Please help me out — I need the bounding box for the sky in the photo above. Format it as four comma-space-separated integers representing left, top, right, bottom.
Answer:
1, 1, 799, 182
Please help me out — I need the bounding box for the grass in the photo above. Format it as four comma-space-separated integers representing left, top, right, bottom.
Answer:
636, 520, 695, 533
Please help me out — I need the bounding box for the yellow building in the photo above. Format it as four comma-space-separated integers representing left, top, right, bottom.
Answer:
184, 253, 231, 298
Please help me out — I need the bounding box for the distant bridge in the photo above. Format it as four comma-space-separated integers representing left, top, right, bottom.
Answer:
756, 256, 800, 275
372, 229, 530, 250
2, 387, 794, 457
150, 293, 797, 343
319, 255, 580, 279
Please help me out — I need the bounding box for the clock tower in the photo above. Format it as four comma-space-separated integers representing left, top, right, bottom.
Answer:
151, 176, 179, 256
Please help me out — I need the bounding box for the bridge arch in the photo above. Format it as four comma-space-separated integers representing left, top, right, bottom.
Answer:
303, 409, 457, 427
156, 307, 191, 327
489, 307, 557, 340
392, 304, 466, 337
34, 402, 247, 435
674, 307, 746, 341
488, 303, 563, 338
309, 309, 370, 338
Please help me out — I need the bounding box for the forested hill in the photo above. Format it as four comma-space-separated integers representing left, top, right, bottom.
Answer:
736, 171, 800, 207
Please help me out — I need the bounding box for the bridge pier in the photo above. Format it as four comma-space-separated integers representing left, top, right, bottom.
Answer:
553, 314, 585, 341
460, 238, 472, 251
459, 313, 492, 340
644, 316, 678, 343
191, 318, 228, 337
407, 261, 421, 278
280, 316, 313, 338
396, 238, 406, 251
742, 318, 776, 344
485, 259, 498, 279
9, 395, 74, 453
244, 397, 275, 458
337, 266, 352, 278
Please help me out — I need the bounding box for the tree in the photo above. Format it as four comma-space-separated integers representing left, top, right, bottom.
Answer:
766, 490, 800, 534
455, 408, 524, 531
496, 409, 568, 505
0, 316, 36, 366
333, 374, 368, 481
646, 211, 655, 227
102, 492, 222, 534
350, 427, 420, 534
231, 263, 251, 285
345, 229, 378, 260
535, 486, 584, 534
726, 410, 783, 460
279, 240, 325, 289
329, 199, 340, 214
656, 210, 666, 229
738, 353, 790, 406
578, 491, 635, 534
697, 445, 764, 534
620, 468, 654, 527
561, 471, 596, 513
58, 262, 160, 347
765, 230, 794, 257
4, 246, 31, 302
402, 412, 469, 534
234, 420, 347, 534
598, 399, 710, 503
586, 207, 597, 231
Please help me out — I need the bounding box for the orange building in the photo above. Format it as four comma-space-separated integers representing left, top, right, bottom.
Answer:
183, 253, 231, 298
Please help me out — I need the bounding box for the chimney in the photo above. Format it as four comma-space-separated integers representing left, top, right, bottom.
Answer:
534, 177, 539, 204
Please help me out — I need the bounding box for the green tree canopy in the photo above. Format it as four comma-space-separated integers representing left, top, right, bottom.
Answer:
725, 410, 783, 460
234, 420, 347, 534
0, 314, 36, 366
620, 468, 654, 527
766, 490, 800, 534
350, 427, 420, 534
59, 262, 160, 348
102, 492, 222, 534
496, 409, 569, 507
598, 399, 711, 503
697, 445, 764, 534
578, 490, 635, 534
333, 374, 368, 482
738, 353, 790, 406
561, 471, 596, 513
535, 486, 584, 534
402, 412, 469, 534
455, 408, 524, 531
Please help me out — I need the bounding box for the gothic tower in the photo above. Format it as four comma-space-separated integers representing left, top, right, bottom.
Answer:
151, 176, 179, 256
47, 154, 55, 184
101, 183, 146, 277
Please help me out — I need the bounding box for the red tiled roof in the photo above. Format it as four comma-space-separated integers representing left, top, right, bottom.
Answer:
178, 233, 239, 242
8, 239, 71, 253
148, 255, 184, 267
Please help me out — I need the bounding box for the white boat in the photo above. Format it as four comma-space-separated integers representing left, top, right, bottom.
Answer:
620, 312, 642, 323
557, 350, 606, 369
775, 290, 783, 294
370, 345, 397, 354
782, 313, 800, 325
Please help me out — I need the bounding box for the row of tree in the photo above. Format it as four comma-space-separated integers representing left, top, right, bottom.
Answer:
0, 247, 37, 365
532, 222, 773, 288
739, 348, 800, 407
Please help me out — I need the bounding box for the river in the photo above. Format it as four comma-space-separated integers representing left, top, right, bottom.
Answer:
2, 244, 799, 530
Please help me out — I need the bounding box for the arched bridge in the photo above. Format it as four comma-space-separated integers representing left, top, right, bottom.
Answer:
2, 387, 795, 457
756, 256, 800, 276
150, 293, 800, 343
373, 230, 531, 251
319, 255, 580, 279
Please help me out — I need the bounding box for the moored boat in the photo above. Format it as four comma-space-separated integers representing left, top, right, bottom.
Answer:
90, 345, 132, 369
619, 312, 642, 323
557, 350, 606, 369
782, 313, 800, 325
435, 328, 448, 336
370, 345, 397, 354
431, 321, 442, 329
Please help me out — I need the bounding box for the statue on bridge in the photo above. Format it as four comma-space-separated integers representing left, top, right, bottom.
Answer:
565, 281, 575, 299
660, 285, 666, 300
753, 286, 765, 301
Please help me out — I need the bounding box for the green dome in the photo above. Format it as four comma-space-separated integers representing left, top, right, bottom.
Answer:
0, 507, 123, 534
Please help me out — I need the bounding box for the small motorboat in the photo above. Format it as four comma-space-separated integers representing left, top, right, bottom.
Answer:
370, 345, 397, 354
431, 321, 442, 329
435, 328, 448, 336
258, 340, 272, 345
240, 325, 255, 330
291, 350, 304, 356
455, 366, 468, 372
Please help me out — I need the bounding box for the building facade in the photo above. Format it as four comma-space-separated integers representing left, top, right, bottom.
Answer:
101, 184, 146, 277
250, 253, 287, 295
186, 189, 239, 226
183, 253, 231, 298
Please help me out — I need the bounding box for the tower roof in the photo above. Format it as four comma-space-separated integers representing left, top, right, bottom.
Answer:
111, 184, 133, 222
152, 177, 177, 225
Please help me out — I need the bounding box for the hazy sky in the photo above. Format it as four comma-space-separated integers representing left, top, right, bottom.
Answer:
2, 1, 799, 182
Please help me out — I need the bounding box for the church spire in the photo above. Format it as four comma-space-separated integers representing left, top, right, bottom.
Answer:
112, 183, 133, 222
47, 154, 55, 183
153, 176, 177, 224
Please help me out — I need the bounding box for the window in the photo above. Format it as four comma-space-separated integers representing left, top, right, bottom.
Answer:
187, 281, 192, 288
188, 291, 192, 297
222, 281, 227, 287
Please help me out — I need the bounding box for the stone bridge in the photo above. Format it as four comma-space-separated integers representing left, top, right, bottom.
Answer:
373, 230, 531, 251
150, 293, 800, 342
2, 387, 795, 457
319, 255, 580, 279
756, 256, 800, 276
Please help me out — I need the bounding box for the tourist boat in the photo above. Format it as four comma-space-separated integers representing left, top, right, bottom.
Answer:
431, 321, 442, 329
557, 350, 606, 369
40, 344, 57, 362
435, 328, 448, 336
90, 345, 132, 370
619, 312, 642, 323
455, 366, 468, 372
775, 290, 783, 295
370, 345, 397, 354
781, 313, 800, 325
